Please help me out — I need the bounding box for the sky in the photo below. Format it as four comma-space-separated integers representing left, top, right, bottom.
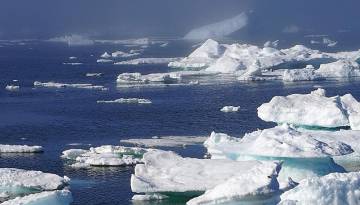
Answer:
1, 0, 359, 46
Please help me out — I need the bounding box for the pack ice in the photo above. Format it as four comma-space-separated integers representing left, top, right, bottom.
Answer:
61, 145, 151, 167
258, 88, 360, 130
0, 168, 72, 205
131, 150, 282, 204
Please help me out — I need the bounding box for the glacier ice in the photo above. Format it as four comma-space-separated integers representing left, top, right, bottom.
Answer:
0, 145, 43, 153
131, 150, 281, 194
62, 145, 150, 167
97, 98, 152, 104
258, 88, 360, 130
184, 13, 248, 40
120, 135, 207, 147
220, 106, 240, 113
279, 172, 360, 205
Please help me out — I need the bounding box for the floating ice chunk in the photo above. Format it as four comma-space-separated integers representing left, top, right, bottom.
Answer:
340, 94, 360, 130
279, 172, 360, 205
184, 12, 248, 40
85, 73, 103, 77
258, 89, 354, 128
131, 150, 280, 194
97, 98, 152, 104
169, 39, 225, 69
264, 40, 279, 48
96, 58, 113, 63
34, 81, 107, 91
322, 37, 338, 47
220, 106, 240, 113
1, 190, 72, 205
5, 85, 19, 91
316, 60, 360, 79
0, 144, 43, 153
116, 72, 181, 85
132, 193, 168, 201
62, 62, 83, 65
62, 145, 149, 167
282, 65, 323, 82
186, 162, 281, 205
68, 56, 77, 60
121, 136, 207, 147
114, 57, 181, 65
48, 35, 94, 46
111, 51, 140, 58
0, 168, 69, 193
100, 52, 111, 58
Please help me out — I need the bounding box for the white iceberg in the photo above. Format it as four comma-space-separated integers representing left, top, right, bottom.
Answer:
220, 106, 240, 113
279, 172, 360, 205
120, 135, 207, 147
34, 81, 107, 91
258, 88, 360, 130
114, 57, 181, 65
316, 60, 360, 79
131, 150, 281, 194
96, 59, 113, 63
184, 12, 248, 40
5, 85, 19, 91
100, 52, 111, 58
111, 51, 140, 58
1, 190, 72, 205
85, 73, 103, 77
132, 193, 168, 201
68, 56, 77, 60
282, 65, 323, 82
0, 144, 43, 153
61, 145, 150, 167
63, 62, 83, 65
97, 98, 152, 104
48, 34, 94, 46
116, 72, 181, 85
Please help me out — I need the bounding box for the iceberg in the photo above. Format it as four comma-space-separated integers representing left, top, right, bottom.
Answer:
61, 145, 150, 167
68, 56, 77, 60
114, 57, 181, 65
258, 88, 360, 130
120, 135, 207, 147
316, 60, 360, 79
111, 50, 140, 58
279, 172, 360, 205
131, 150, 281, 195
96, 59, 113, 63
184, 12, 248, 40
48, 34, 94, 46
62, 62, 83, 65
220, 106, 240, 113
33, 81, 108, 91
1, 190, 72, 205
116, 72, 181, 85
5, 85, 19, 91
100, 52, 111, 58
132, 193, 168, 201
282, 65, 323, 82
85, 73, 103, 77
97, 98, 152, 104
0, 144, 43, 153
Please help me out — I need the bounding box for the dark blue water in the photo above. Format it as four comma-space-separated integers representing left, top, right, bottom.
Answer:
1, 40, 360, 205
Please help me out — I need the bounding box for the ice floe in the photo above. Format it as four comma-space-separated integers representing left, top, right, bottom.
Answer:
97, 98, 152, 104
0, 144, 43, 153
34, 81, 107, 91
220, 106, 240, 113
114, 57, 181, 65
85, 73, 103, 77
96, 59, 113, 63
5, 85, 19, 91
116, 72, 181, 85
1, 190, 72, 205
61, 145, 150, 167
279, 172, 360, 205
62, 62, 83, 65
100, 52, 111, 58
132, 193, 168, 201
111, 50, 140, 58
120, 135, 207, 147
184, 12, 248, 40
258, 88, 360, 130
131, 151, 280, 195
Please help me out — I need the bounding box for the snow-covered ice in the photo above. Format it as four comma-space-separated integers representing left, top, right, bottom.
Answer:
131, 150, 281, 195
258, 88, 360, 129
132, 193, 168, 201
0, 144, 43, 153
279, 172, 360, 205
62, 145, 150, 167
1, 190, 72, 205
184, 12, 248, 40
34, 81, 107, 91
220, 106, 240, 113
111, 50, 140, 58
121, 135, 207, 147
97, 98, 152, 104
115, 57, 181, 65
116, 72, 181, 85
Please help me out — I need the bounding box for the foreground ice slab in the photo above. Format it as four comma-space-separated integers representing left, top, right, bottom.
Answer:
97, 98, 152, 104
62, 145, 150, 167
258, 89, 360, 130
131, 150, 281, 195
184, 12, 248, 40
1, 190, 72, 205
121, 135, 207, 147
279, 172, 360, 205
34, 81, 107, 91
114, 57, 181, 65
0, 144, 43, 153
